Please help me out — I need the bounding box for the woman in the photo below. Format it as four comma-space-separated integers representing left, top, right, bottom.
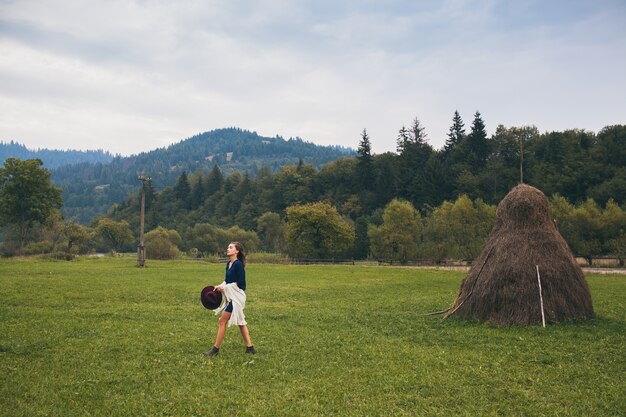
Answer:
204, 241, 255, 356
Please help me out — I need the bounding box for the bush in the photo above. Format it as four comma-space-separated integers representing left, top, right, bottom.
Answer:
0, 242, 19, 257
40, 251, 75, 261
147, 238, 181, 260
23, 241, 55, 255
145, 227, 182, 260
185, 223, 260, 256
201, 253, 225, 263
246, 252, 290, 264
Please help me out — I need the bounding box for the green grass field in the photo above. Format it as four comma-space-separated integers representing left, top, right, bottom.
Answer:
0, 258, 624, 417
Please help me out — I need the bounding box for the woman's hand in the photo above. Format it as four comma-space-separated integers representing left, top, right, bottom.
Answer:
215, 285, 224, 292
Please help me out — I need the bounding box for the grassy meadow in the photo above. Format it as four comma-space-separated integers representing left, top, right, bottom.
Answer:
0, 257, 624, 417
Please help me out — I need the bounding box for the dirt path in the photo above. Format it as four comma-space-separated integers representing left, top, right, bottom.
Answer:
581, 268, 626, 275
406, 265, 626, 275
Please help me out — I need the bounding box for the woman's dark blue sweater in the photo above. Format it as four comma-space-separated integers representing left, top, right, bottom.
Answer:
225, 259, 246, 291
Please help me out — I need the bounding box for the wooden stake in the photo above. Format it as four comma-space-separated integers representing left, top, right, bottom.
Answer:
536, 264, 546, 328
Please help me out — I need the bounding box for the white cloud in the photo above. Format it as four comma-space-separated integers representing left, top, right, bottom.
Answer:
0, 0, 624, 155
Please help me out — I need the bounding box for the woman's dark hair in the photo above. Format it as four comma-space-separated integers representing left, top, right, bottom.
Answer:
231, 241, 246, 266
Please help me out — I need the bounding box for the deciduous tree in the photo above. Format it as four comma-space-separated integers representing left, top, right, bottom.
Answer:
353, 216, 370, 260
63, 221, 93, 254
421, 195, 495, 260
285, 201, 354, 259
257, 211, 285, 252
95, 218, 134, 252
0, 158, 63, 254
602, 199, 626, 266
368, 199, 421, 264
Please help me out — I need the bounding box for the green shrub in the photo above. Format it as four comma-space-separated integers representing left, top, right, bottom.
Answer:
145, 227, 182, 260
23, 241, 55, 255
186, 223, 260, 255
246, 251, 290, 264
40, 251, 74, 261
0, 242, 19, 257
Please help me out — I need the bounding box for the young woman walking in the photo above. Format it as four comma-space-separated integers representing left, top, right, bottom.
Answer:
204, 241, 255, 356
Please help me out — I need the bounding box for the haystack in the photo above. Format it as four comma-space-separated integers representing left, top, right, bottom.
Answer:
446, 184, 594, 325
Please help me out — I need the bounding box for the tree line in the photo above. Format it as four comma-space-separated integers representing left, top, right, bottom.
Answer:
50, 128, 355, 223
0, 141, 114, 169
1, 114, 624, 264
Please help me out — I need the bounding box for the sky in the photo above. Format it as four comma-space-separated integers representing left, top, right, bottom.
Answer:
1, 0, 625, 156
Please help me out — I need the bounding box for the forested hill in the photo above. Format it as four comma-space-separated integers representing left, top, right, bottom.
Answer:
47, 128, 355, 223
127, 128, 354, 177
0, 141, 114, 169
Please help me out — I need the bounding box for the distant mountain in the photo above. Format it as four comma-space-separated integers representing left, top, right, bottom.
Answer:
5, 128, 355, 223
0, 141, 114, 169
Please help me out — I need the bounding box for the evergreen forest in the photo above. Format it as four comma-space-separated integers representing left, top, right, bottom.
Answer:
102, 115, 625, 263
1, 114, 624, 263
15, 128, 354, 223
0, 141, 114, 169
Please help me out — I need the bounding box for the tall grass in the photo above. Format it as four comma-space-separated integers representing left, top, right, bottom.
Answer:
0, 258, 624, 416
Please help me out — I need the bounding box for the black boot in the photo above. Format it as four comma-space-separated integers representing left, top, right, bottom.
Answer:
203, 346, 219, 357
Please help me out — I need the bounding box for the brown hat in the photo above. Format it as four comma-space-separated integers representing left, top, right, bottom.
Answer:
200, 286, 222, 310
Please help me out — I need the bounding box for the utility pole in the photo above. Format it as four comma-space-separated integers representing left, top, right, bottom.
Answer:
137, 175, 151, 267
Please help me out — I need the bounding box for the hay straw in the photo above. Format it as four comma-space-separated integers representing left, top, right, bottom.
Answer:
447, 184, 594, 325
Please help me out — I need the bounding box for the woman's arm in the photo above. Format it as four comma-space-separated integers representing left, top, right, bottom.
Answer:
233, 261, 246, 290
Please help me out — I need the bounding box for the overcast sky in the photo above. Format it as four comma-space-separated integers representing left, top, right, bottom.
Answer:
1, 0, 625, 156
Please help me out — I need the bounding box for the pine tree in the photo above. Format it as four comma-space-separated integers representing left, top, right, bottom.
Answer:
190, 175, 205, 209
444, 110, 466, 154
358, 129, 373, 162
409, 117, 428, 145
396, 126, 409, 154
205, 165, 224, 197
397, 118, 433, 207
357, 129, 374, 188
173, 171, 192, 210
174, 171, 191, 201
466, 111, 490, 169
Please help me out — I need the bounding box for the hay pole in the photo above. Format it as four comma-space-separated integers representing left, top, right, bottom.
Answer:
536, 264, 546, 328
423, 308, 449, 316
442, 247, 494, 319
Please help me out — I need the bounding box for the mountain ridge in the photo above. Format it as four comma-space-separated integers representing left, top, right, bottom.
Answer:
0, 141, 115, 169
2, 128, 355, 223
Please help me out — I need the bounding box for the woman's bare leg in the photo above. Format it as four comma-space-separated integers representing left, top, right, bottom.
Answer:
239, 325, 253, 347
213, 312, 231, 348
